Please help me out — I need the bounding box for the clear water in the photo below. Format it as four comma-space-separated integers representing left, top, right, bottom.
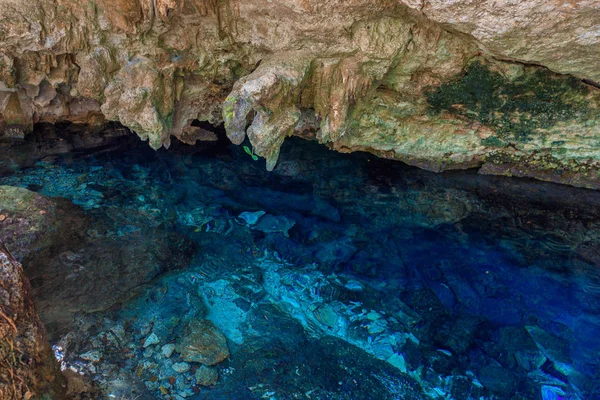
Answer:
1, 134, 599, 399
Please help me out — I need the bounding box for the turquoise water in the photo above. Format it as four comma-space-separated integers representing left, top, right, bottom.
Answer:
1, 132, 599, 399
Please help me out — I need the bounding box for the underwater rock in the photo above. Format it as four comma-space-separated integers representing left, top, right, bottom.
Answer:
27, 229, 194, 340
0, 240, 66, 399
526, 325, 571, 367
541, 386, 572, 400
171, 362, 191, 374
79, 350, 101, 362
143, 333, 160, 348
251, 214, 296, 237
477, 363, 516, 396
315, 237, 357, 267
238, 210, 266, 226
235, 189, 341, 222
176, 319, 230, 366
161, 343, 176, 358
0, 185, 89, 261
194, 365, 219, 387
495, 326, 547, 372
0, 184, 195, 341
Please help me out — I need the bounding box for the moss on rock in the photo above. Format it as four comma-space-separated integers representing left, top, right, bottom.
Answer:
427, 60, 595, 142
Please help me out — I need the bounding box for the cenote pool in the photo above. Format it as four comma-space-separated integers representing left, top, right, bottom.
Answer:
1, 130, 599, 399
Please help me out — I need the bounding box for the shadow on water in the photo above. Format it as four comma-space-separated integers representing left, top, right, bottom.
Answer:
1, 128, 599, 399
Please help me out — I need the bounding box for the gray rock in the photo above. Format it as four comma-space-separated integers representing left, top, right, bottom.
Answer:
80, 350, 101, 362
143, 333, 159, 348
194, 365, 219, 386
161, 344, 176, 358
172, 362, 191, 374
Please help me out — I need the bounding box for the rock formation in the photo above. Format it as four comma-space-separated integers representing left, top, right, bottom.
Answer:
0, 185, 195, 341
0, 240, 66, 399
1, 0, 599, 187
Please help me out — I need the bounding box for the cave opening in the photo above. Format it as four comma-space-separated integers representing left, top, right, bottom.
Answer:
1, 122, 599, 399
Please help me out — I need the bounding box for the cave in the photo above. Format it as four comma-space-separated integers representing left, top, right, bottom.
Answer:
1, 1, 600, 399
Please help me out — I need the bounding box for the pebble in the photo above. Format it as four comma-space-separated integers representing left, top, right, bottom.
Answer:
143, 333, 160, 348
143, 347, 154, 358
172, 362, 191, 373
161, 343, 176, 358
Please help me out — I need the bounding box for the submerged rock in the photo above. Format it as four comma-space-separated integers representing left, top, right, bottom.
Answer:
477, 363, 516, 396
176, 319, 230, 366
194, 365, 219, 387
0, 185, 88, 261
143, 333, 160, 348
251, 214, 296, 237
161, 343, 176, 358
171, 362, 191, 374
238, 210, 266, 226
0, 184, 195, 340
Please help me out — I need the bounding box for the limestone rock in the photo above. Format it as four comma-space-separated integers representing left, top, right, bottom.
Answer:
143, 333, 160, 348
400, 0, 600, 83
0, 240, 66, 399
172, 362, 191, 374
0, 0, 599, 187
251, 214, 296, 237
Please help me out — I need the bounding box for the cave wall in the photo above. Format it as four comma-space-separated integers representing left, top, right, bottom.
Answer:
0, 0, 599, 187
0, 240, 66, 399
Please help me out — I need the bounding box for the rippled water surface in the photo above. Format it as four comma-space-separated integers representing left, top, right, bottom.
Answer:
1, 133, 599, 399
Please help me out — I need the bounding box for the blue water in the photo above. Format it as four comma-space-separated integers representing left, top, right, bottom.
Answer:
1, 134, 599, 399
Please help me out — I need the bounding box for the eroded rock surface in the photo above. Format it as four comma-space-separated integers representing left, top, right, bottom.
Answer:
0, 0, 599, 187
0, 240, 66, 399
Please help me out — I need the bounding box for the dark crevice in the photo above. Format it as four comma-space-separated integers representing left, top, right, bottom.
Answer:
582, 78, 600, 89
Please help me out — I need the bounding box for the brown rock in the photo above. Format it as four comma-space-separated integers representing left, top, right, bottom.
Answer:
176, 319, 229, 365
0, 240, 66, 399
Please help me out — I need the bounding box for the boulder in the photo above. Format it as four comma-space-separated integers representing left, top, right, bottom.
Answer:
176, 319, 230, 366
0, 185, 194, 340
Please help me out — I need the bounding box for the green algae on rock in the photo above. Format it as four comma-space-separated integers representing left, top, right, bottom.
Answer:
427, 60, 595, 143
